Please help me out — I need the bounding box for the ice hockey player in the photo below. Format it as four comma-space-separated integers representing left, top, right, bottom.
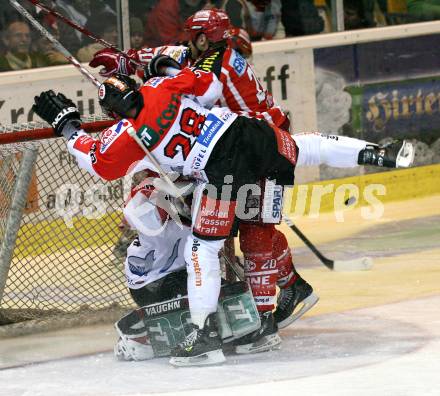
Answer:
111, 174, 262, 362
113, 178, 191, 362
227, 27, 253, 59
32, 67, 413, 366
88, 9, 320, 351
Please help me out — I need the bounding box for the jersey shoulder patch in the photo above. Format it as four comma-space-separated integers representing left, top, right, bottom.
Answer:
145, 76, 169, 88
228, 49, 247, 77
99, 119, 132, 153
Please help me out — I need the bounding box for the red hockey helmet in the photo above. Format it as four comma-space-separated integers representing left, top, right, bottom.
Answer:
227, 27, 252, 58
184, 8, 231, 43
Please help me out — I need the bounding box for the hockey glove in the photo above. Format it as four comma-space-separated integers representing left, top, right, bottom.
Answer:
144, 54, 181, 81
33, 90, 81, 137
89, 48, 138, 77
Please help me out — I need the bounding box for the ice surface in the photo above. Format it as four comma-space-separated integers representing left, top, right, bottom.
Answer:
1, 296, 439, 396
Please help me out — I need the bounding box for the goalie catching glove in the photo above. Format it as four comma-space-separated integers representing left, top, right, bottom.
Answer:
33, 90, 81, 137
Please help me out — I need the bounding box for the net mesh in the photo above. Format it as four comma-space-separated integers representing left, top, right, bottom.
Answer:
0, 116, 136, 330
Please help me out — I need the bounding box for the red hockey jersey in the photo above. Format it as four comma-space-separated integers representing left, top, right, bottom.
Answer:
133, 45, 289, 129
67, 68, 237, 181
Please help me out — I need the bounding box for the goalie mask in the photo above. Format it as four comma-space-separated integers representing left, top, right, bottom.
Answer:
98, 74, 143, 118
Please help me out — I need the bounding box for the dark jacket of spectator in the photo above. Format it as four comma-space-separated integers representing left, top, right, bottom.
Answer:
281, 0, 324, 37
144, 0, 206, 47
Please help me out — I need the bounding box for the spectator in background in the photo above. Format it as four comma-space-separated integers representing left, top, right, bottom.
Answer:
33, 22, 68, 66
341, 0, 377, 29
281, 0, 324, 37
77, 13, 118, 62
130, 17, 145, 50
0, 20, 49, 72
143, 0, 206, 47
246, 0, 282, 40
219, 0, 252, 30
407, 0, 440, 21
54, 0, 89, 54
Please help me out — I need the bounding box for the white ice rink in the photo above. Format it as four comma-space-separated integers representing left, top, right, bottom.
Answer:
1, 295, 439, 396
2, 196, 440, 396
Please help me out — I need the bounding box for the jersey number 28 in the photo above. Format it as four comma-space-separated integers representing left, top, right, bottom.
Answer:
164, 108, 206, 160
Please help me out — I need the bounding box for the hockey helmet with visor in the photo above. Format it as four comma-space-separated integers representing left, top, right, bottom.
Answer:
98, 74, 142, 118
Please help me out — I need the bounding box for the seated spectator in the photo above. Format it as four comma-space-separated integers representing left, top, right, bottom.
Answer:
55, 0, 89, 54
130, 17, 145, 50
0, 20, 49, 72
77, 13, 118, 62
246, 0, 282, 40
220, 0, 252, 30
143, 0, 206, 47
281, 0, 324, 37
33, 24, 69, 67
341, 0, 377, 29
407, 0, 440, 21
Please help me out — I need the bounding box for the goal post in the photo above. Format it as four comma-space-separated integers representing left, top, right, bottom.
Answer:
0, 116, 136, 333
0, 117, 239, 335
0, 147, 39, 303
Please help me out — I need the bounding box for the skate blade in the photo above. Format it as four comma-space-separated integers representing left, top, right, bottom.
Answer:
235, 333, 282, 354
277, 293, 319, 329
169, 349, 226, 367
396, 140, 415, 168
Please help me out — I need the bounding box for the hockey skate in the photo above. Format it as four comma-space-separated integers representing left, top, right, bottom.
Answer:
358, 140, 415, 168
234, 311, 281, 354
169, 313, 226, 367
114, 334, 154, 361
274, 277, 319, 329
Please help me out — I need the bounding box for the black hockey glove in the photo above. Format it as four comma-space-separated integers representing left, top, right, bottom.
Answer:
143, 54, 181, 81
33, 90, 81, 137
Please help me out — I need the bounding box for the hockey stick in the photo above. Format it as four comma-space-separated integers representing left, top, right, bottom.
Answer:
25, 0, 143, 69
9, 0, 101, 87
12, 0, 183, 196
10, 0, 239, 280
283, 216, 373, 271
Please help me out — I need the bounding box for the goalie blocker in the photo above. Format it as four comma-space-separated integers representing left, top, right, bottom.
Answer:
115, 281, 260, 359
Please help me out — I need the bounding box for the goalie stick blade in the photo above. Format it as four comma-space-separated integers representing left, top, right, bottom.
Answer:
332, 256, 373, 272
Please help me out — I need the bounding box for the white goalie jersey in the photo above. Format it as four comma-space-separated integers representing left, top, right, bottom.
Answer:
123, 190, 190, 289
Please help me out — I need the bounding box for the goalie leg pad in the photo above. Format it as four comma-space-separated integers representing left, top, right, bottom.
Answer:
114, 309, 154, 361
138, 281, 260, 358
114, 335, 154, 361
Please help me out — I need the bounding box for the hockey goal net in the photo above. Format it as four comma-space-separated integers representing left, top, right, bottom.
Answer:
0, 115, 137, 335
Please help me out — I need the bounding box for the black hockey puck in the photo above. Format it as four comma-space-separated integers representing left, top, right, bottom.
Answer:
345, 196, 356, 206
